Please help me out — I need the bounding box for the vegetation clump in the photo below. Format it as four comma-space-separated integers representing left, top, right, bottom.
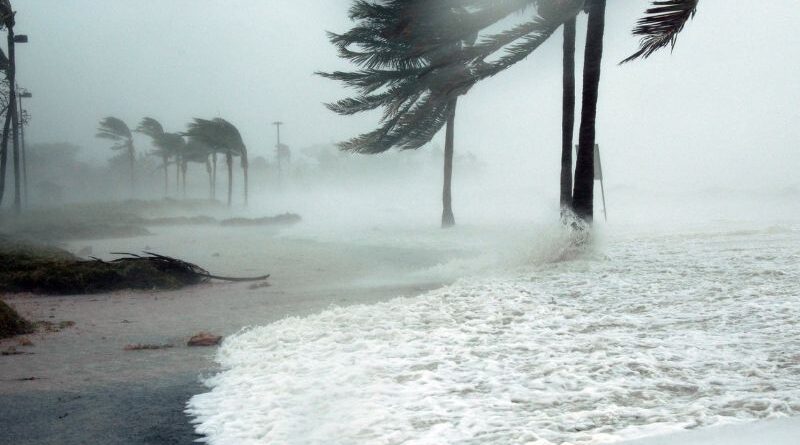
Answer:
0, 237, 268, 295
0, 300, 33, 339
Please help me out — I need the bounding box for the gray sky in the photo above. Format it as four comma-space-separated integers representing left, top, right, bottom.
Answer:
15, 0, 800, 192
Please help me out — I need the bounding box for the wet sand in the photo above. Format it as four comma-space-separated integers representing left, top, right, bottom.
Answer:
0, 226, 450, 444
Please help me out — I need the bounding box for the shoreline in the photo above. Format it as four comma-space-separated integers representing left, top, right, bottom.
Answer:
0, 226, 451, 444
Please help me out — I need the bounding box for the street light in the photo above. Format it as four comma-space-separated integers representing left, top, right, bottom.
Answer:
13, 34, 27, 43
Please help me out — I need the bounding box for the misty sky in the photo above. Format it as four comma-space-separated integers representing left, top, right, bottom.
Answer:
15, 1, 800, 192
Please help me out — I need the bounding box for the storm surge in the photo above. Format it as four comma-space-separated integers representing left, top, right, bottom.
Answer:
188, 222, 800, 445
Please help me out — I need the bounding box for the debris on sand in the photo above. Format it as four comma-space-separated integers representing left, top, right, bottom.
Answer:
0, 300, 34, 339
124, 343, 174, 351
34, 320, 76, 333
188, 332, 222, 347
18, 337, 34, 346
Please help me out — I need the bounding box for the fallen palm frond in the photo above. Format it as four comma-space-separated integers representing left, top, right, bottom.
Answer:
110, 252, 270, 283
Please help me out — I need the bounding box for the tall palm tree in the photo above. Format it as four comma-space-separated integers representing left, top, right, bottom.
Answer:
184, 118, 247, 206
96, 117, 136, 195
321, 1, 479, 228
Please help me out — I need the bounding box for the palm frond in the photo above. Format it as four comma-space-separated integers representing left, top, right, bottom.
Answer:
185, 118, 246, 156
96, 117, 132, 142
135, 117, 165, 139
621, 0, 699, 64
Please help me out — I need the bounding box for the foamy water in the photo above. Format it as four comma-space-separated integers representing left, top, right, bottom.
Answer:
188, 222, 800, 444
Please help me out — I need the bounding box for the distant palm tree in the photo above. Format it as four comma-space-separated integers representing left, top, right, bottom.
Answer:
185, 118, 248, 206
96, 117, 136, 194
136, 117, 185, 196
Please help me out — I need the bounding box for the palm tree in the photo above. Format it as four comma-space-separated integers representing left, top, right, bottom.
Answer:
321, 1, 480, 228
184, 118, 247, 206
136, 117, 185, 197
96, 117, 136, 194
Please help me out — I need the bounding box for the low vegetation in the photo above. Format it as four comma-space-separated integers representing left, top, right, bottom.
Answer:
0, 237, 208, 294
0, 299, 34, 339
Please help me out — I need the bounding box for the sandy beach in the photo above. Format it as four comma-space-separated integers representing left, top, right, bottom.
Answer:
0, 225, 450, 444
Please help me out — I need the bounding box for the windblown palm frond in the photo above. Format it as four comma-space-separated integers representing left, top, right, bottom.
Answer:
322, 0, 584, 154
185, 118, 245, 156
621, 0, 699, 63
136, 117, 184, 157
96, 117, 133, 142
135, 117, 165, 140
0, 0, 13, 29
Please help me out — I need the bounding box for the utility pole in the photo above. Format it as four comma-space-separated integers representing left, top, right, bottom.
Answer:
7, 20, 20, 213
18, 88, 30, 207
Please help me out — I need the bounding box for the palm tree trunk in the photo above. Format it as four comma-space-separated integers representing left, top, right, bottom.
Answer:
128, 144, 135, 196
225, 151, 233, 207
243, 164, 249, 206
560, 17, 576, 216
441, 98, 457, 228
0, 111, 12, 206
176, 155, 180, 195
163, 155, 169, 196
212, 152, 217, 200
206, 158, 213, 199
181, 162, 187, 198
573, 0, 606, 223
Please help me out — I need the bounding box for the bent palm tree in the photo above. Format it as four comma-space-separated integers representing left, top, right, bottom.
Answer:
96, 117, 136, 195
321, 1, 481, 228
184, 118, 247, 206
136, 117, 186, 196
